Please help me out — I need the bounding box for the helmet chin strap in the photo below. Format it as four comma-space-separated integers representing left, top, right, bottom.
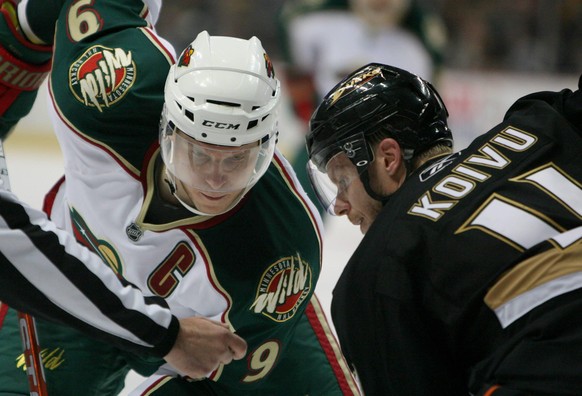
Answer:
359, 169, 391, 206
162, 167, 209, 216
357, 154, 414, 207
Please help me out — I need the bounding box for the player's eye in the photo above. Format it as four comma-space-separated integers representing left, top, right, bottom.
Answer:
189, 147, 211, 165
222, 153, 249, 171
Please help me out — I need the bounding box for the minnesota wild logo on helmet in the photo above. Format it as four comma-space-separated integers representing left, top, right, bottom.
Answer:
263, 53, 275, 78
177, 45, 194, 67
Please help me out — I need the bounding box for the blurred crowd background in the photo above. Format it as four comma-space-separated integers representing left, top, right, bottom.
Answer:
156, 0, 581, 74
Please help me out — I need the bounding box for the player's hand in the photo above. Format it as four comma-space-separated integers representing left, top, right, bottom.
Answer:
163, 316, 247, 378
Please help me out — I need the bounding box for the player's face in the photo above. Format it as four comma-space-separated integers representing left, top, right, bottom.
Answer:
327, 153, 383, 234
171, 131, 260, 214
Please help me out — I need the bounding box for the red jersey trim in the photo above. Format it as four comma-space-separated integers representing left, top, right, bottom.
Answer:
306, 296, 362, 395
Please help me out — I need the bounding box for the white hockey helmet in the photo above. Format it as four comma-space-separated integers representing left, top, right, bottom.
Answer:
160, 31, 281, 215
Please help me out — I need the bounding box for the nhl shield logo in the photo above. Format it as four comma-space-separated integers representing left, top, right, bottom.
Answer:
69, 45, 136, 112
126, 222, 143, 242
250, 254, 313, 322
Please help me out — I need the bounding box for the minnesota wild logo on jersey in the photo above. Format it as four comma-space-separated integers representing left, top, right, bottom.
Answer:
251, 254, 313, 322
69, 45, 136, 111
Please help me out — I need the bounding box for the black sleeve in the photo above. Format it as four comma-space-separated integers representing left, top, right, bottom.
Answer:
504, 73, 582, 135
563, 74, 582, 131
0, 189, 179, 357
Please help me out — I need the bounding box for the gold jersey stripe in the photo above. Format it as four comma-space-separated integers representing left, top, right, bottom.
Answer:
485, 241, 582, 327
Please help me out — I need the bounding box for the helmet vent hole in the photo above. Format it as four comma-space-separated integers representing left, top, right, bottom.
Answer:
261, 114, 269, 121
207, 99, 240, 108
185, 110, 194, 122
247, 120, 258, 129
230, 137, 236, 142
187, 96, 195, 103
252, 106, 261, 111
202, 133, 208, 138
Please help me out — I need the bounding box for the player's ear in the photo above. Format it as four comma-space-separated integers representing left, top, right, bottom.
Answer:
376, 138, 403, 176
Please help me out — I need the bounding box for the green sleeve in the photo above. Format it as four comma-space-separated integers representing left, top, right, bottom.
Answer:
20, 0, 64, 45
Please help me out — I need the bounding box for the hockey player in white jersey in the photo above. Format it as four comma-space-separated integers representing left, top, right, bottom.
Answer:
0, 0, 360, 395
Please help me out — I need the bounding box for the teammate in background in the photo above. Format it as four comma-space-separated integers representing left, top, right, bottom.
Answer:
0, 188, 247, 379
0, 0, 359, 395
305, 62, 582, 395
277, 0, 446, 212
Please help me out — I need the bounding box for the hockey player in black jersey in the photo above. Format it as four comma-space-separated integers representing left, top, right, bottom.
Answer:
306, 63, 582, 395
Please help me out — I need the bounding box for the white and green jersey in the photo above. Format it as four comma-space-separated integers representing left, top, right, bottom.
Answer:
40, 0, 359, 394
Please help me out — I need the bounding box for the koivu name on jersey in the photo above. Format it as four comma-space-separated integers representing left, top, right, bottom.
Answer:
408, 126, 537, 221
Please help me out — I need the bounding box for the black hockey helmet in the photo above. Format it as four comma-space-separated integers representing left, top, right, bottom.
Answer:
305, 63, 453, 212
307, 63, 452, 172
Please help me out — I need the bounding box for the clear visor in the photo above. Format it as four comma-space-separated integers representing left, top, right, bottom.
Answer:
161, 127, 274, 194
307, 151, 365, 215
307, 133, 373, 215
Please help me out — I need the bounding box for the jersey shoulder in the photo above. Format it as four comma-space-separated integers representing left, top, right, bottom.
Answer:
49, 1, 176, 171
